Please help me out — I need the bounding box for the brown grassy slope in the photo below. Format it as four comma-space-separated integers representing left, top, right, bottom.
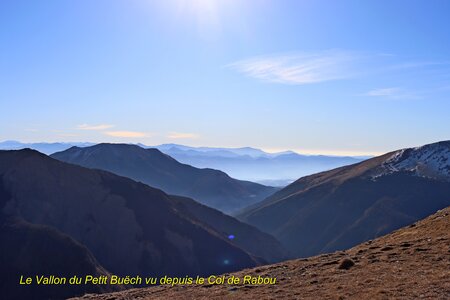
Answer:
72, 206, 450, 300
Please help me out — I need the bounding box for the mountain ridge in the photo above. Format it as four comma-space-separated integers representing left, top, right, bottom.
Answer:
50, 143, 277, 214
238, 141, 450, 258
0, 141, 367, 186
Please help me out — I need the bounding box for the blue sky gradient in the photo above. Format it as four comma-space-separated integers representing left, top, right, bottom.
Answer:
1, 0, 449, 155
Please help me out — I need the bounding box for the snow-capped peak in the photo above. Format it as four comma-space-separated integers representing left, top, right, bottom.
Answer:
378, 141, 450, 181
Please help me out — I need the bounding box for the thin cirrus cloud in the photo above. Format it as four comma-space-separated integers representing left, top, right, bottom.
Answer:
365, 87, 401, 97
228, 50, 450, 88
362, 87, 421, 100
168, 132, 200, 139
104, 131, 149, 138
77, 124, 114, 130
227, 50, 361, 85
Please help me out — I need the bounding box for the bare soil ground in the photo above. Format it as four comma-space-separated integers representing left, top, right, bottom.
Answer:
72, 207, 450, 299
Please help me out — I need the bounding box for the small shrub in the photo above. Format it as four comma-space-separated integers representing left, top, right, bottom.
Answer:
338, 258, 355, 270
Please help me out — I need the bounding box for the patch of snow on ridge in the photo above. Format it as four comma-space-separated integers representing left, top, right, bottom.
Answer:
376, 141, 450, 181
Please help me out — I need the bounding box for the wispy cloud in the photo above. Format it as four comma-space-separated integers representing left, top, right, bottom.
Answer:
362, 87, 421, 100
228, 50, 450, 88
104, 131, 149, 138
168, 132, 200, 139
77, 124, 114, 130
365, 88, 401, 97
227, 50, 360, 85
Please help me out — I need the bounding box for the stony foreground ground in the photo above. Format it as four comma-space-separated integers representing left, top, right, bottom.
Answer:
72, 207, 450, 299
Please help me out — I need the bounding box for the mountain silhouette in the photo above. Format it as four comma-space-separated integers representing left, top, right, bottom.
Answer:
0, 141, 365, 187
51, 143, 277, 214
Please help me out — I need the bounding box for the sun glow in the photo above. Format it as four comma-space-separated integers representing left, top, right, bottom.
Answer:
157, 0, 245, 33
171, 0, 221, 23
183, 0, 218, 14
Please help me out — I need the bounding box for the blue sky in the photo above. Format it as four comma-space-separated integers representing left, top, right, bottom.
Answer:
1, 0, 449, 155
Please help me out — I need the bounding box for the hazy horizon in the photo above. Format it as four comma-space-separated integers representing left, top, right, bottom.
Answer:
0, 139, 393, 157
1, 137, 447, 157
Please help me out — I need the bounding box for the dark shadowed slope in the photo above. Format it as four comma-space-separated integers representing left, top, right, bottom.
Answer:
0, 175, 118, 300
51, 144, 277, 214
0, 149, 261, 280
71, 206, 450, 300
238, 141, 450, 257
170, 195, 289, 263
0, 216, 120, 300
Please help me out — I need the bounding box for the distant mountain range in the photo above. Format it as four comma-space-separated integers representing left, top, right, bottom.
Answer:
0, 140, 95, 155
51, 144, 277, 214
151, 144, 366, 186
151, 144, 299, 158
238, 141, 450, 258
0, 141, 367, 186
0, 149, 288, 299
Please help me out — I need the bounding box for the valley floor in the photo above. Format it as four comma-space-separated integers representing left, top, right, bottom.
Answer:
72, 206, 450, 299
